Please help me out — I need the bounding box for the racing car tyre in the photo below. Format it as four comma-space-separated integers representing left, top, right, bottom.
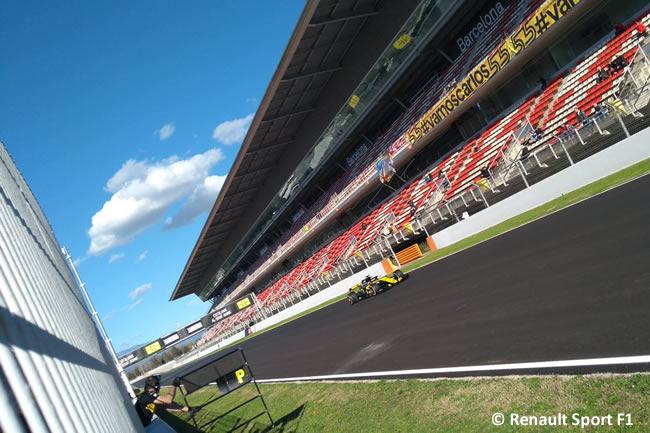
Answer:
393, 269, 404, 280
347, 293, 359, 304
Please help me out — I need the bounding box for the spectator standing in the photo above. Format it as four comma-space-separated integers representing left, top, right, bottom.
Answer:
574, 107, 588, 126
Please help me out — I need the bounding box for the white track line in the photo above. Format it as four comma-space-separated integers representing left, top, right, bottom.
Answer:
256, 355, 650, 383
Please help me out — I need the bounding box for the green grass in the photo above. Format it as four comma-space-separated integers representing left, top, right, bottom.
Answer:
158, 375, 650, 432
401, 157, 650, 273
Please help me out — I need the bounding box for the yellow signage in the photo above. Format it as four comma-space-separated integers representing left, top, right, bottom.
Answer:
349, 94, 360, 109
393, 34, 412, 50
236, 298, 251, 310
406, 0, 582, 146
144, 341, 162, 355
235, 368, 246, 384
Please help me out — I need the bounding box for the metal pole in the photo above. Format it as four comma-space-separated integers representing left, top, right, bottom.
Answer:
475, 185, 490, 208
516, 163, 530, 187
518, 160, 529, 176
593, 117, 609, 135
445, 202, 460, 222
574, 127, 585, 145
418, 218, 430, 237
384, 237, 400, 267
533, 152, 547, 168
61, 247, 135, 401
360, 251, 369, 267
558, 140, 575, 165
241, 349, 275, 428
251, 293, 268, 320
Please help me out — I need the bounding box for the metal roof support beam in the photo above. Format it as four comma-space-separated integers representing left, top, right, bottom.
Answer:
393, 97, 409, 110
248, 139, 294, 154
281, 66, 343, 82
203, 227, 233, 240
260, 107, 316, 123
225, 183, 266, 198
233, 163, 277, 178
217, 202, 254, 217
437, 48, 453, 64
308, 10, 379, 27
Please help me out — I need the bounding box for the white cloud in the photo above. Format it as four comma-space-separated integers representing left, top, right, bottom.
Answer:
155, 122, 175, 140
128, 283, 153, 300
128, 299, 143, 310
186, 298, 199, 306
104, 159, 150, 193
73, 257, 86, 267
245, 97, 258, 105
163, 175, 226, 229
136, 250, 148, 262
88, 148, 224, 255
212, 113, 254, 145
108, 252, 125, 264
104, 311, 117, 322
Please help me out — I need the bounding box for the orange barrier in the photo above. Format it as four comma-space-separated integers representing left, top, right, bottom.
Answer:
395, 243, 423, 265
381, 258, 398, 274
426, 236, 438, 253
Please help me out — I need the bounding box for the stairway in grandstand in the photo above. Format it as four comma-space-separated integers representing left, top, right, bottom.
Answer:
197, 13, 650, 345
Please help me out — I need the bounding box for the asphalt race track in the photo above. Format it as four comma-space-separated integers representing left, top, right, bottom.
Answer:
152, 173, 650, 385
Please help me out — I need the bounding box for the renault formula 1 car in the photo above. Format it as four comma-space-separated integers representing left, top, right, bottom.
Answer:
347, 270, 406, 304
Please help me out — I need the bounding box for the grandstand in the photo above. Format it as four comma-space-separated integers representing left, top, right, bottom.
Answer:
169, 0, 650, 346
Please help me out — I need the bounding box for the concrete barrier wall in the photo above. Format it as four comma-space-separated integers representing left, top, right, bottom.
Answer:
433, 128, 650, 249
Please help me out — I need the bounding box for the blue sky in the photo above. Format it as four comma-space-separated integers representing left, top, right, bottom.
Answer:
1, 0, 304, 352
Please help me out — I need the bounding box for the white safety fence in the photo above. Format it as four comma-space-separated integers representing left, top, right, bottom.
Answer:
0, 142, 144, 433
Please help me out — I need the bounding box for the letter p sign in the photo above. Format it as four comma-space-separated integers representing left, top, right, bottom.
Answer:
235, 368, 246, 384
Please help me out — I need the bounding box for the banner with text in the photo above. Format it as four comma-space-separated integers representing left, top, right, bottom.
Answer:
119, 295, 255, 368
406, 0, 582, 147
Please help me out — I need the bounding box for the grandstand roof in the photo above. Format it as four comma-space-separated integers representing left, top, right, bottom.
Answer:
171, 0, 420, 301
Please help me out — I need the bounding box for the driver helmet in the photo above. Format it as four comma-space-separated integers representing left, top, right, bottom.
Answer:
145, 375, 161, 393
